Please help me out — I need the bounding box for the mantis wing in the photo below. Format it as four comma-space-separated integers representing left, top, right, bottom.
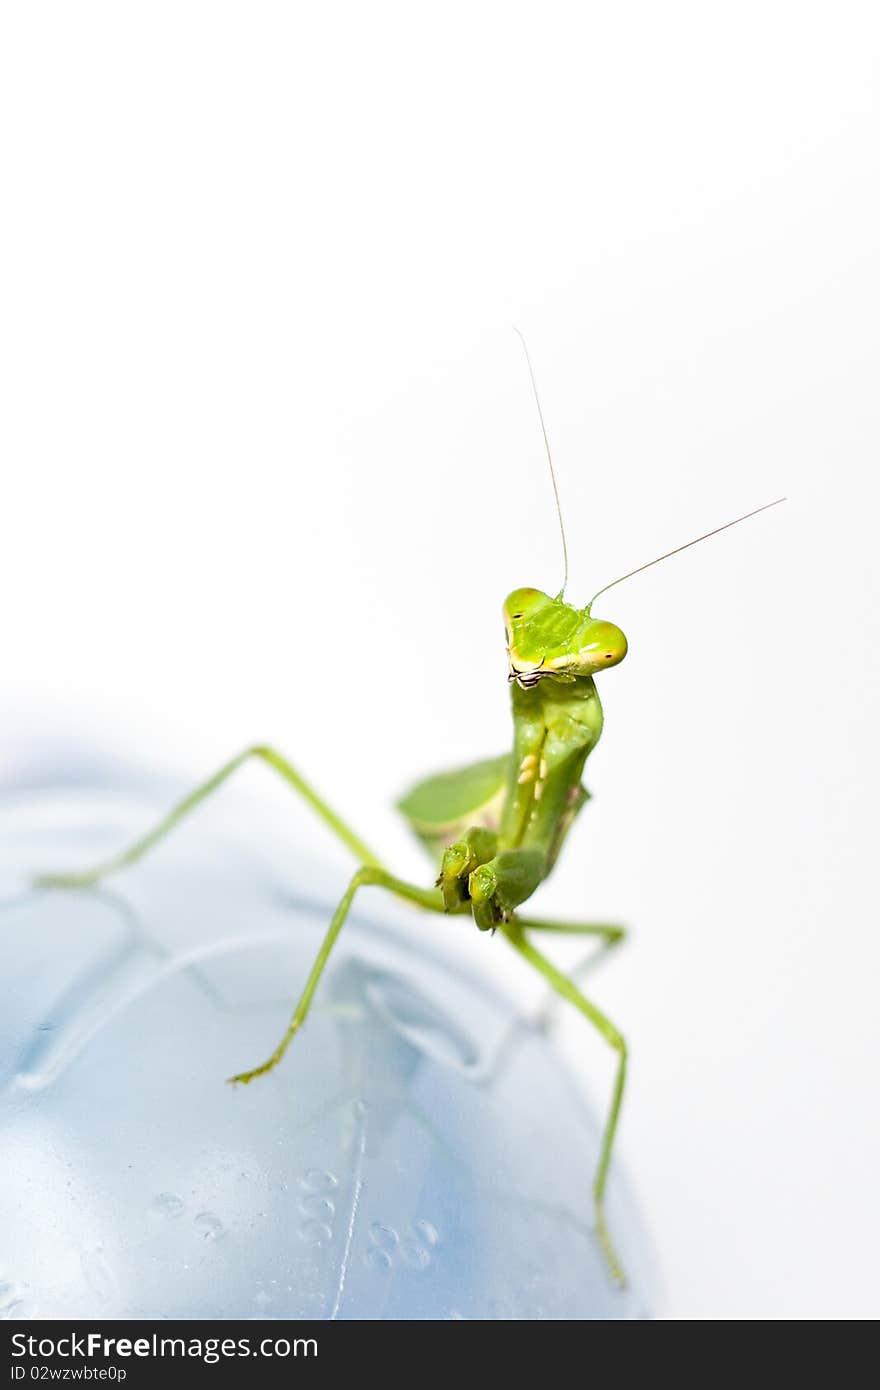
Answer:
396, 754, 510, 863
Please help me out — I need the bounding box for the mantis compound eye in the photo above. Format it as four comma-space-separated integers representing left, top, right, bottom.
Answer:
578, 620, 628, 671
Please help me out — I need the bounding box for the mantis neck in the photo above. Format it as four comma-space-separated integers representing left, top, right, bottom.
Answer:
499, 675, 604, 869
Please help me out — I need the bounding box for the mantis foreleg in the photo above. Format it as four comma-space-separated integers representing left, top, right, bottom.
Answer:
229, 866, 444, 1083
501, 920, 628, 1286
35, 744, 383, 888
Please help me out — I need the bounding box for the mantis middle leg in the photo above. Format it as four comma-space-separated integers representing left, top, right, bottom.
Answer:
501, 920, 628, 1286
513, 914, 627, 946
229, 866, 444, 1083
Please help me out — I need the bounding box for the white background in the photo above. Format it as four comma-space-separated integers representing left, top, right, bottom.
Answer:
2, 3, 879, 1319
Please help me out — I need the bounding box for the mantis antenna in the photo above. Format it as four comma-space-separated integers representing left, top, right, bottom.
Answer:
514, 326, 570, 597
587, 497, 787, 610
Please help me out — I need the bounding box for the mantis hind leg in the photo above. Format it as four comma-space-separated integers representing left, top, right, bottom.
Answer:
35, 744, 384, 888
229, 867, 443, 1083
501, 920, 628, 1287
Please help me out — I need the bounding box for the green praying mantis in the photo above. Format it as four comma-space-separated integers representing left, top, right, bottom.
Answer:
36, 337, 784, 1286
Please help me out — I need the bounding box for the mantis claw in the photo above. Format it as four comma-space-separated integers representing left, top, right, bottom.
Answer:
595, 1206, 627, 1289
34, 872, 93, 890
227, 1055, 281, 1086
437, 828, 498, 911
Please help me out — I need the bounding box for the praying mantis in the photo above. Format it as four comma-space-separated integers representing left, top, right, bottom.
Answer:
36, 337, 783, 1287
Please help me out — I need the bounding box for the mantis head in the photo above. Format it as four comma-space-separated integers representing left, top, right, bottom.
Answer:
508, 331, 784, 693
504, 589, 627, 688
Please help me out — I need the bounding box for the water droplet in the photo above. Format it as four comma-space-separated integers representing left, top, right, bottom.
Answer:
364, 1246, 391, 1273
369, 1222, 398, 1253
194, 1212, 224, 1240
412, 1218, 440, 1246
152, 1192, 184, 1217
299, 1220, 332, 1246
301, 1169, 338, 1193
298, 1194, 335, 1220
400, 1239, 431, 1270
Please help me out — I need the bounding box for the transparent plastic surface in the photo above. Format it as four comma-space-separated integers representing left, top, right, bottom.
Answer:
0, 788, 651, 1319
